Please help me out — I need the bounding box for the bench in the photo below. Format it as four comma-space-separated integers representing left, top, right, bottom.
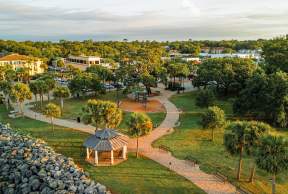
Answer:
155, 90, 161, 96
215, 172, 227, 183
237, 186, 253, 194
174, 121, 181, 127
158, 145, 170, 152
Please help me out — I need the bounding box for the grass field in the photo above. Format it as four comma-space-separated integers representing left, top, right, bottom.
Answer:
0, 104, 204, 194
31, 91, 166, 135
32, 91, 127, 120
154, 91, 288, 194
119, 112, 166, 134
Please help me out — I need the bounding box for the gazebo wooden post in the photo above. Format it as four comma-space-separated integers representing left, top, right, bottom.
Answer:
111, 150, 114, 165
122, 145, 127, 159
95, 150, 98, 166
86, 148, 90, 159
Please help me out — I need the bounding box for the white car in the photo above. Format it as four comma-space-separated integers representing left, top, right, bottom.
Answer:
104, 84, 115, 90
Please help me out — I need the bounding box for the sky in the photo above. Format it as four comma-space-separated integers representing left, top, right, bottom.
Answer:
0, 0, 288, 41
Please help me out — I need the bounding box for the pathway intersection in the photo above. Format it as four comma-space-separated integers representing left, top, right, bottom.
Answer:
17, 84, 237, 194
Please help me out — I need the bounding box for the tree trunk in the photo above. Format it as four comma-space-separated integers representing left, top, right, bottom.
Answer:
60, 98, 64, 110
51, 117, 54, 134
116, 89, 120, 108
19, 102, 24, 117
4, 95, 9, 110
237, 145, 244, 180
40, 94, 43, 108
34, 94, 37, 103
17, 101, 21, 115
47, 92, 50, 102
272, 174, 276, 194
136, 136, 139, 158
249, 162, 256, 183
211, 128, 215, 142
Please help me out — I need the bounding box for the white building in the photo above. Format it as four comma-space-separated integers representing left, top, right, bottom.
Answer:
199, 53, 261, 60
65, 55, 115, 71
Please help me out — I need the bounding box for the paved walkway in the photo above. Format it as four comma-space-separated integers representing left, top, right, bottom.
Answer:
17, 84, 237, 194
128, 85, 237, 194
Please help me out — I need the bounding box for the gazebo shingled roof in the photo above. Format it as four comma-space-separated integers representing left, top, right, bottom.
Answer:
83, 129, 128, 152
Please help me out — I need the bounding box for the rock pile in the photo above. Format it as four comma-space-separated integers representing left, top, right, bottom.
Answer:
0, 124, 108, 194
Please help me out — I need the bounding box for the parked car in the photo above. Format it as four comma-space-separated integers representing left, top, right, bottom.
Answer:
8, 110, 22, 118
104, 84, 115, 90
112, 82, 124, 89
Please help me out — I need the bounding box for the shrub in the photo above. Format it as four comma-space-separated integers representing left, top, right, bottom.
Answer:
202, 106, 225, 141
196, 89, 216, 107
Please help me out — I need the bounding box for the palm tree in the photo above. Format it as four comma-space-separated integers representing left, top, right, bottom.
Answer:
224, 121, 270, 181
0, 81, 12, 110
39, 76, 56, 102
127, 113, 153, 158
16, 67, 30, 83
53, 86, 70, 111
82, 100, 122, 130
10, 83, 32, 116
256, 135, 288, 194
43, 103, 61, 133
245, 122, 270, 183
29, 82, 40, 107
34, 80, 48, 108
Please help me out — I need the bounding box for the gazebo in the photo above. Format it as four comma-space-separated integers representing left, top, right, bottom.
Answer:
83, 129, 129, 166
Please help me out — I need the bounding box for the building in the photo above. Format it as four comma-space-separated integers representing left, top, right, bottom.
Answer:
65, 55, 101, 71
199, 52, 261, 60
0, 54, 45, 75
201, 47, 226, 54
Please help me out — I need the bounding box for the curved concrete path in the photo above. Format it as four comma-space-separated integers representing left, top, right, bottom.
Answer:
16, 84, 237, 194
128, 85, 237, 194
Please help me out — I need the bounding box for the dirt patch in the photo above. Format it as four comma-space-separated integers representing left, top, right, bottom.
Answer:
120, 99, 165, 113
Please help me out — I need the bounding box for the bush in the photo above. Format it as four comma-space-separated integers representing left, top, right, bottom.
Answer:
202, 106, 225, 129
167, 82, 184, 91
196, 89, 216, 107
202, 106, 226, 141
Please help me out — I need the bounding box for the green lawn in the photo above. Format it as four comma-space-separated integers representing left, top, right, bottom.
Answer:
0, 105, 204, 194
119, 112, 166, 134
32, 91, 127, 120
154, 91, 288, 194
31, 91, 166, 135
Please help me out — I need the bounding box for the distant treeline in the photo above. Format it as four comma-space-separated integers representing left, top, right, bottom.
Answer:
1, 36, 286, 62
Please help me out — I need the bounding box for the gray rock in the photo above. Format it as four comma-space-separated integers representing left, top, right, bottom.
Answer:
48, 179, 58, 189
30, 178, 41, 191
38, 168, 47, 178
97, 185, 107, 194
0, 124, 108, 194
68, 185, 77, 192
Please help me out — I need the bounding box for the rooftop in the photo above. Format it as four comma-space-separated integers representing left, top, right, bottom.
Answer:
0, 54, 37, 61
83, 129, 128, 151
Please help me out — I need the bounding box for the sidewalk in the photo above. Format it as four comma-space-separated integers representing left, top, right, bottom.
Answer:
17, 85, 237, 194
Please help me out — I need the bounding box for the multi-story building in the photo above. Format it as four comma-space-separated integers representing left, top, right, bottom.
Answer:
0, 53, 45, 75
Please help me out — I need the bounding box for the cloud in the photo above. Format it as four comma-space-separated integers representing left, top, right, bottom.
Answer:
181, 0, 201, 16
0, 0, 287, 41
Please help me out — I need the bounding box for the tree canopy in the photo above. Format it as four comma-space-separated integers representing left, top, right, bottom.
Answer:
202, 106, 225, 141
234, 71, 288, 128
224, 121, 271, 180
262, 36, 288, 73
256, 135, 288, 194
82, 99, 122, 129
193, 58, 257, 95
